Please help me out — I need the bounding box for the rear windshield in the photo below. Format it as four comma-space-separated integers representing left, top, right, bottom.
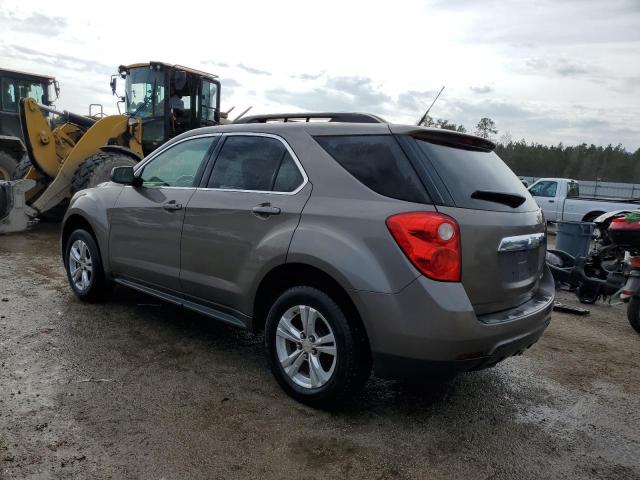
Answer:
315, 135, 430, 203
414, 139, 537, 212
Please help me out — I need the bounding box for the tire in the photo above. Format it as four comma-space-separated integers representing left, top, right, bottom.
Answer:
64, 229, 110, 302
11, 155, 32, 180
71, 151, 138, 194
0, 151, 18, 181
265, 286, 371, 408
627, 297, 640, 334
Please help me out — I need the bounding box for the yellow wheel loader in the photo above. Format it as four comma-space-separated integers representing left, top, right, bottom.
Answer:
0, 61, 222, 233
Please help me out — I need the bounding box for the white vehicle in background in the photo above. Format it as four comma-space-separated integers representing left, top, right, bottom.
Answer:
528, 178, 640, 222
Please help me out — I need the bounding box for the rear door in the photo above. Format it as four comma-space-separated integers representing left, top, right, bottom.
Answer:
528, 180, 560, 221
109, 135, 217, 292
409, 137, 546, 315
180, 133, 311, 314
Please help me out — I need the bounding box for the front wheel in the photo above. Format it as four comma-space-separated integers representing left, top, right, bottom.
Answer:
627, 297, 640, 334
64, 229, 110, 302
265, 286, 371, 408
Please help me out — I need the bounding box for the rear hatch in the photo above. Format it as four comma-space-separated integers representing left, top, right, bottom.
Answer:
399, 129, 546, 315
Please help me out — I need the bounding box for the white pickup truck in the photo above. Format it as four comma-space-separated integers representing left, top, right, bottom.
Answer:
528, 178, 640, 222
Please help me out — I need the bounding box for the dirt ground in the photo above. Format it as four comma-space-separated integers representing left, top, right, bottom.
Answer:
1, 225, 639, 480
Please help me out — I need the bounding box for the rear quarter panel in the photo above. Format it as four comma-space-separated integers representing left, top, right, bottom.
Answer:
283, 128, 428, 294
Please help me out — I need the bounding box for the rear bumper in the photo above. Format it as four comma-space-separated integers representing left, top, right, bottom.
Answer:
350, 266, 555, 379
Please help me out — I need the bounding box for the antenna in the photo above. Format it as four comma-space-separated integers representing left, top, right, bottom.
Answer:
417, 86, 445, 126
233, 106, 253, 122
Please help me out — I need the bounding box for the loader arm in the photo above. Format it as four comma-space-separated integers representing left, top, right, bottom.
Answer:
18, 98, 143, 215
30, 115, 142, 214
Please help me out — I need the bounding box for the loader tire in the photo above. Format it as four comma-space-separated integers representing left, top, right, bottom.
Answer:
71, 152, 138, 194
11, 155, 33, 180
0, 151, 18, 181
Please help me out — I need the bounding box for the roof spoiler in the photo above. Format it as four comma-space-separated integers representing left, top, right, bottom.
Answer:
391, 125, 496, 152
234, 112, 387, 124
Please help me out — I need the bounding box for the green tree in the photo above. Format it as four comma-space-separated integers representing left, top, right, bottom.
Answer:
475, 117, 498, 140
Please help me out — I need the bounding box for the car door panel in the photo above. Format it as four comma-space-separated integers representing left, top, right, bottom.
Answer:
107, 135, 216, 292
179, 133, 310, 316
109, 186, 196, 291
180, 186, 311, 314
529, 181, 558, 221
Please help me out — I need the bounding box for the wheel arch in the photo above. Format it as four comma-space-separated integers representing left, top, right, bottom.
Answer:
0, 135, 27, 161
583, 210, 605, 222
61, 214, 97, 258
61, 212, 112, 278
252, 262, 371, 354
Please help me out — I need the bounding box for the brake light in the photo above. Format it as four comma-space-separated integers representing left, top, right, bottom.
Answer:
386, 212, 461, 282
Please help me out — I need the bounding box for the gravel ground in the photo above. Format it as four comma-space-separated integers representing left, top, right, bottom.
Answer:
1, 225, 639, 480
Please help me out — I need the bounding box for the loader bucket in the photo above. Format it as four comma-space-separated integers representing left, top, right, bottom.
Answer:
0, 179, 37, 234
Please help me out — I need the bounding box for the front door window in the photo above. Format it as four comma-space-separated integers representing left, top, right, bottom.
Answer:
140, 136, 217, 188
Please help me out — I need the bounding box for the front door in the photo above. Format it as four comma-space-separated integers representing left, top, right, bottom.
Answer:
109, 135, 218, 292
529, 180, 559, 221
180, 133, 311, 314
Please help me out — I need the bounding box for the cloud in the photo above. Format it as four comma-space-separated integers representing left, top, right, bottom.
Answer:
291, 72, 325, 81
525, 57, 593, 77
236, 64, 271, 76
0, 44, 113, 76
396, 90, 440, 112
266, 75, 392, 113
0, 12, 67, 36
469, 85, 494, 94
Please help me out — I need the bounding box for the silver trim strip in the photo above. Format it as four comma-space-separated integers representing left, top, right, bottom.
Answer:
133, 132, 309, 196
133, 133, 222, 174
497, 233, 546, 252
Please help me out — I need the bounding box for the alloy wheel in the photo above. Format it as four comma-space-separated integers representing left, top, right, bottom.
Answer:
275, 305, 337, 389
68, 239, 93, 291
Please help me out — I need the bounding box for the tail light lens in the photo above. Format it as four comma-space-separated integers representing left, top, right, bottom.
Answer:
386, 212, 461, 282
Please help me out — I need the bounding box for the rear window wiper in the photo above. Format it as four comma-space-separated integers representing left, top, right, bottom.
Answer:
471, 190, 526, 208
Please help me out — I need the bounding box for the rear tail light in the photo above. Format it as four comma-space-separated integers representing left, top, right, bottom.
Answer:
386, 212, 461, 282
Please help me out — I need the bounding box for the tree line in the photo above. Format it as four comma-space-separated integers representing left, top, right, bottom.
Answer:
419, 115, 640, 183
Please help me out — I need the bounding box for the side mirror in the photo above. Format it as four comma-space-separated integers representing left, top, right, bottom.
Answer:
110, 75, 119, 97
111, 166, 136, 185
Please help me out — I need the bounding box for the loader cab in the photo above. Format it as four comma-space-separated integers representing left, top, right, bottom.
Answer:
0, 68, 59, 142
117, 62, 220, 155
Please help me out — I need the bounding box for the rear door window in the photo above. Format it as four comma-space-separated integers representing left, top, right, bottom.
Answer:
314, 135, 430, 203
208, 135, 304, 192
413, 139, 537, 212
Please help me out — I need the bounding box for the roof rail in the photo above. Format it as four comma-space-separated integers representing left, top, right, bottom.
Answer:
233, 112, 387, 124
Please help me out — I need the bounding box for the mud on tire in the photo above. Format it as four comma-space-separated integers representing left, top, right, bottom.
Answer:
71, 151, 138, 194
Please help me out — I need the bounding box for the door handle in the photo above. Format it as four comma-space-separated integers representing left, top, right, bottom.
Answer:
549, 200, 555, 203
252, 204, 281, 217
163, 201, 183, 211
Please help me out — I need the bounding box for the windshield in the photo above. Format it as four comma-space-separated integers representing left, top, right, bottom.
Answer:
2, 78, 46, 112
125, 67, 165, 118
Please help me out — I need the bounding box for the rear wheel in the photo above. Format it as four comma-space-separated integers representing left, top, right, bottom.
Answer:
0, 151, 18, 181
265, 286, 370, 408
627, 297, 640, 334
11, 155, 32, 180
71, 151, 138, 194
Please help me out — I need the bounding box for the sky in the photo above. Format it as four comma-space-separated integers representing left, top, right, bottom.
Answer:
1, 0, 639, 150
